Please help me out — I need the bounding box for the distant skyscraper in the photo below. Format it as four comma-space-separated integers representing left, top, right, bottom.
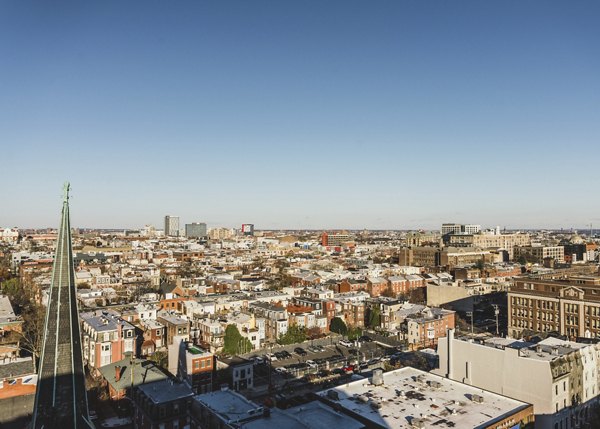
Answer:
241, 224, 254, 236
165, 215, 180, 237
185, 222, 207, 238
32, 183, 94, 428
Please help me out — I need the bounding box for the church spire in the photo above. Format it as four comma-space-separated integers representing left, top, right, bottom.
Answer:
32, 184, 94, 428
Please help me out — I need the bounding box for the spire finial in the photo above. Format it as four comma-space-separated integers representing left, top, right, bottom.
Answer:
63, 182, 70, 202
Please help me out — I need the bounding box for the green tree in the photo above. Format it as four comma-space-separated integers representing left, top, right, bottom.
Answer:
366, 307, 381, 329
347, 327, 362, 341
149, 350, 169, 371
329, 317, 348, 336
222, 324, 253, 355
277, 324, 307, 345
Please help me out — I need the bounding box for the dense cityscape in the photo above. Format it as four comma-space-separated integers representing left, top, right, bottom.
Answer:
1, 192, 600, 428
3, 2, 599, 428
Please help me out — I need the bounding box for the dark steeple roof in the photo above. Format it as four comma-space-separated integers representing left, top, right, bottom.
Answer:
32, 183, 94, 428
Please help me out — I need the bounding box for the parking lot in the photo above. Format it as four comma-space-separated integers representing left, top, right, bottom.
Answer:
248, 338, 393, 391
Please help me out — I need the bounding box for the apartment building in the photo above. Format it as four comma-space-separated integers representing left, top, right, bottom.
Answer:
321, 232, 351, 247
449, 232, 531, 259
514, 245, 565, 264
508, 275, 600, 340
436, 329, 600, 429
81, 309, 136, 371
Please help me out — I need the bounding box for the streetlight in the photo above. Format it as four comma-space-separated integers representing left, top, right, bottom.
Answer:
466, 312, 474, 335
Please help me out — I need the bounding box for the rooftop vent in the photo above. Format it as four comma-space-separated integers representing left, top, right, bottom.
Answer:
427, 380, 442, 389
411, 418, 426, 429
372, 369, 384, 386
327, 390, 340, 401
370, 400, 382, 409
472, 394, 484, 403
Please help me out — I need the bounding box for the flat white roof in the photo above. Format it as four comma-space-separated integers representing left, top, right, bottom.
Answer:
317, 367, 530, 428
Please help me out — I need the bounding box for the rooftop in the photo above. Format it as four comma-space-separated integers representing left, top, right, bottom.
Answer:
99, 357, 167, 391
137, 379, 194, 404
0, 295, 18, 324
81, 309, 135, 332
316, 367, 531, 429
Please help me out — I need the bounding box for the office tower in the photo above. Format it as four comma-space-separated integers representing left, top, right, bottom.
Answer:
32, 183, 94, 428
165, 215, 180, 237
241, 224, 254, 236
185, 222, 207, 238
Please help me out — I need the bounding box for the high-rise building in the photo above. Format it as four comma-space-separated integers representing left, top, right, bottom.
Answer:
321, 232, 351, 247
185, 222, 207, 238
241, 224, 254, 236
32, 183, 94, 428
164, 215, 180, 237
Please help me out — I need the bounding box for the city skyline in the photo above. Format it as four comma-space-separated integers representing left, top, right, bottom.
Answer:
2, 1, 599, 229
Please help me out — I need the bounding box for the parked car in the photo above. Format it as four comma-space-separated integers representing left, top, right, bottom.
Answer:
358, 335, 373, 343
294, 347, 308, 356
266, 353, 277, 361
342, 364, 355, 373
305, 360, 317, 368
339, 339, 353, 347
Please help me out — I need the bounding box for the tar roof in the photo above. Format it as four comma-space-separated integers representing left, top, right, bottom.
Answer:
137, 379, 194, 403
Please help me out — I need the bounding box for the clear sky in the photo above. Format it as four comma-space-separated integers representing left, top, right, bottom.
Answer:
1, 1, 599, 231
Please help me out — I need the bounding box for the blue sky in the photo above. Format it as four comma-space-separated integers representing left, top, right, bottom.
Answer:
1, 1, 599, 230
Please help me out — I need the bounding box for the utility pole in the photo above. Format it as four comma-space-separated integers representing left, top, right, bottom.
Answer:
493, 304, 500, 335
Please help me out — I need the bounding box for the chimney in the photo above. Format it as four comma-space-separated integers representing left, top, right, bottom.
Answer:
115, 365, 122, 382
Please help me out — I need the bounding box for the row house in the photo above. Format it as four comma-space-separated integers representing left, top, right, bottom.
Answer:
406, 307, 456, 348
157, 310, 190, 346
287, 305, 316, 329
139, 319, 166, 356
193, 317, 225, 353
338, 279, 367, 293
81, 309, 136, 372
290, 272, 321, 287
133, 379, 194, 429
169, 340, 214, 395
301, 287, 334, 300
334, 299, 365, 328
228, 312, 261, 350
249, 302, 289, 342
367, 277, 387, 297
